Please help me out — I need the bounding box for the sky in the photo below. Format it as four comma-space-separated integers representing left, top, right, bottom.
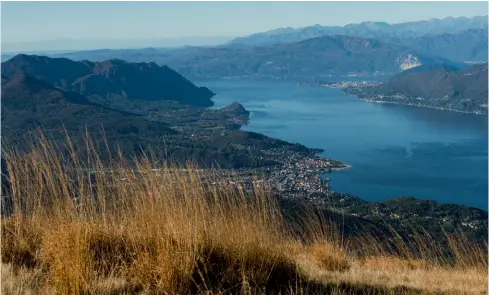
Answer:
1, 1, 488, 50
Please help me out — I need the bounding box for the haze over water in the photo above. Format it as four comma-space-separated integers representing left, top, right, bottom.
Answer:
204, 79, 488, 210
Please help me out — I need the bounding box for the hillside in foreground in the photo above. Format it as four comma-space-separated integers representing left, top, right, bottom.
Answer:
2, 137, 487, 295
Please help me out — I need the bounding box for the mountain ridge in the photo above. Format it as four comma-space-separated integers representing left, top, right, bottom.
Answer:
29, 33, 472, 80
152, 34, 461, 79
2, 54, 216, 107
229, 15, 488, 46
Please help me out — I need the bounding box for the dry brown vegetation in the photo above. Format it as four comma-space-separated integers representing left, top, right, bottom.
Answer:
1, 134, 488, 295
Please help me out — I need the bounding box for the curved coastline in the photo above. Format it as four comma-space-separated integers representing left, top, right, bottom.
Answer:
207, 78, 487, 210
330, 163, 352, 171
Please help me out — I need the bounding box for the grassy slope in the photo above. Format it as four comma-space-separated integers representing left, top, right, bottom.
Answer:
1, 135, 487, 295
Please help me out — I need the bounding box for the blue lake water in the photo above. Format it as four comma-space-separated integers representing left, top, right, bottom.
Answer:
201, 79, 488, 210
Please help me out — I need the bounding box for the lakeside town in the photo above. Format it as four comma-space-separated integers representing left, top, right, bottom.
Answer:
83, 99, 350, 199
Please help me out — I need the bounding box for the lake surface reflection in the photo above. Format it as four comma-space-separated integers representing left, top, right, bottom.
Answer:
202, 79, 488, 210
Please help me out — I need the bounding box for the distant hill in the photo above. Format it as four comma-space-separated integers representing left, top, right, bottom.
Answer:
6, 46, 208, 64
2, 54, 215, 107
228, 15, 488, 46
343, 63, 488, 114
1, 36, 234, 52
40, 46, 216, 64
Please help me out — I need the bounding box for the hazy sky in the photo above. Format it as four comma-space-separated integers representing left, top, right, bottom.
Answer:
2, 1, 487, 43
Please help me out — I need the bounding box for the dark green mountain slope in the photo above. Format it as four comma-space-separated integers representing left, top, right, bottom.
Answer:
1, 73, 177, 157
2, 54, 215, 107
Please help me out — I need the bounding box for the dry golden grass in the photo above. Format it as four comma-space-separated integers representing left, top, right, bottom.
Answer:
1, 263, 45, 295
1, 133, 487, 295
296, 255, 488, 295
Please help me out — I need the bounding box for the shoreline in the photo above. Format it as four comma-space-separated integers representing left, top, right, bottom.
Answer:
205, 80, 488, 217
311, 149, 352, 172
354, 97, 487, 115
330, 164, 352, 171
319, 84, 487, 115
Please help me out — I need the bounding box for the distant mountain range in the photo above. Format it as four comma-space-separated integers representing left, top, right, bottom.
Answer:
2, 36, 234, 53
43, 35, 462, 80
228, 15, 488, 47
160, 35, 462, 79
2, 16, 486, 80
385, 28, 488, 63
343, 63, 488, 114
2, 54, 215, 107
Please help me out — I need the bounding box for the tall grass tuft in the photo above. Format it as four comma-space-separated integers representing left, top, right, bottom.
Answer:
1, 132, 487, 295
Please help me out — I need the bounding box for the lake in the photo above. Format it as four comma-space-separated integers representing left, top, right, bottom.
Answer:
202, 79, 488, 210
